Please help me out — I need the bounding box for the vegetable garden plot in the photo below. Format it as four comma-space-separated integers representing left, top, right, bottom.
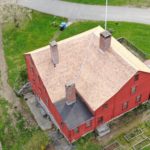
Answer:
104, 141, 124, 150
133, 138, 150, 150
124, 128, 143, 141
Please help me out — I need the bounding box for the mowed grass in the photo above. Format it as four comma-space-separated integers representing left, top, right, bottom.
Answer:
2, 11, 66, 88
63, 0, 150, 7
0, 98, 49, 150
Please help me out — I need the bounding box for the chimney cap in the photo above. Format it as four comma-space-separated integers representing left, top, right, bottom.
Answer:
100, 30, 111, 38
65, 81, 75, 88
50, 40, 57, 47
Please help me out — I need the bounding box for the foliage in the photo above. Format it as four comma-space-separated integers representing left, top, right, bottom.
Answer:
0, 98, 48, 150
74, 132, 102, 150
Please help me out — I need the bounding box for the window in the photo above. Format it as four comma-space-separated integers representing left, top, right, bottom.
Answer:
136, 95, 142, 103
131, 86, 136, 94
86, 120, 91, 128
122, 101, 128, 110
74, 127, 79, 133
103, 103, 108, 109
98, 117, 103, 124
134, 74, 139, 81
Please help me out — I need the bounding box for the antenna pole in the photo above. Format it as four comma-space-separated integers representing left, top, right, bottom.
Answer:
105, 0, 108, 30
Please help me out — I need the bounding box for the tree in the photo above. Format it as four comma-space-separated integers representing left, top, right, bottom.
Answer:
0, 0, 32, 27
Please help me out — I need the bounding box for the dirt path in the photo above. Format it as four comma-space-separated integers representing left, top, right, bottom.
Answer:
0, 26, 20, 107
0, 26, 36, 126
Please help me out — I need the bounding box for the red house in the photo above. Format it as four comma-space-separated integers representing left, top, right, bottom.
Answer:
25, 26, 150, 143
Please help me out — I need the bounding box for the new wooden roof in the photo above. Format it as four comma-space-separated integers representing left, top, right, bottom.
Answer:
26, 26, 150, 111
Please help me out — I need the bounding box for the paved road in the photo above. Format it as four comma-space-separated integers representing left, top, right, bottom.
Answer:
18, 0, 150, 24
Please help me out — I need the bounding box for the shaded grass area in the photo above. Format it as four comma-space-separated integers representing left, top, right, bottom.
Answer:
2, 11, 66, 88
0, 98, 49, 150
63, 0, 150, 7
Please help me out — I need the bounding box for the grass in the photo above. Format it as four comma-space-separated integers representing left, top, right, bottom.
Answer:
0, 98, 49, 150
74, 133, 102, 150
2, 11, 66, 89
0, 71, 2, 87
124, 128, 143, 141
63, 0, 150, 7
143, 145, 150, 150
134, 138, 150, 150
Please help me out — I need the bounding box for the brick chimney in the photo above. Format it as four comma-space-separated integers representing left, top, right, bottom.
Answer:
50, 40, 59, 67
65, 82, 76, 105
100, 30, 111, 51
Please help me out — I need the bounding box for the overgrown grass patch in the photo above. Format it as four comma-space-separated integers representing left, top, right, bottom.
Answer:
74, 132, 102, 150
2, 11, 66, 89
0, 98, 49, 150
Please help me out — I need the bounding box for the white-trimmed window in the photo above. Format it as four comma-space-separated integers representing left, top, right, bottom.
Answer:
131, 86, 136, 94
136, 94, 142, 103
122, 101, 128, 110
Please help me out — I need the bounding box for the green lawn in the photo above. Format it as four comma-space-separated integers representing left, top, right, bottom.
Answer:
2, 11, 66, 89
63, 0, 150, 7
0, 98, 48, 150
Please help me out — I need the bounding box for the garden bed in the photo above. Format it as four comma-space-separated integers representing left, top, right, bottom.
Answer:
133, 138, 150, 150
124, 128, 143, 141
143, 144, 150, 150
104, 141, 123, 150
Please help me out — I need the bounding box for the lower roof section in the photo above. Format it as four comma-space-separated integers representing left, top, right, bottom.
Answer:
55, 95, 93, 129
